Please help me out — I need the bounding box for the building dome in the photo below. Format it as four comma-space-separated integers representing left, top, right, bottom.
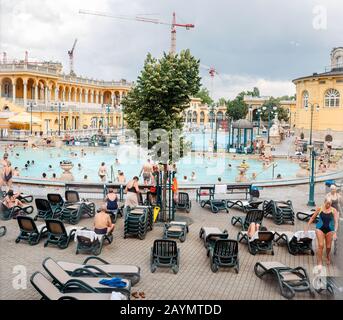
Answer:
232, 119, 253, 129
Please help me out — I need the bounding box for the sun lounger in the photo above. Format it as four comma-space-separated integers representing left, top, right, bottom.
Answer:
263, 200, 295, 225
227, 199, 263, 212
254, 261, 315, 299
237, 231, 275, 255
0, 202, 34, 220
64, 190, 95, 215
34, 198, 62, 221
196, 186, 214, 202
174, 192, 191, 213
199, 227, 229, 253
42, 257, 131, 297
150, 239, 180, 274
274, 231, 315, 255
209, 239, 239, 273
75, 229, 113, 256
56, 256, 141, 286
163, 221, 189, 242
47, 193, 65, 212
0, 226, 6, 237
231, 209, 264, 230
15, 216, 47, 245
31, 271, 126, 300
44, 219, 84, 249
16, 193, 33, 204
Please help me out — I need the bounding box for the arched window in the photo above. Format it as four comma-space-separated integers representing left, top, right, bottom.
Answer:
200, 111, 205, 123
216, 111, 224, 121
324, 89, 340, 107
302, 91, 309, 108
192, 111, 197, 123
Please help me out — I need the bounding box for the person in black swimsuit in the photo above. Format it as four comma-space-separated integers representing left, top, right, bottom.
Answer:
307, 198, 338, 266
2, 161, 13, 190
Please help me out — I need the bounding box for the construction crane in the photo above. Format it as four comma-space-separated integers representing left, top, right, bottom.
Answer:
79, 9, 194, 54
201, 64, 219, 99
68, 38, 78, 76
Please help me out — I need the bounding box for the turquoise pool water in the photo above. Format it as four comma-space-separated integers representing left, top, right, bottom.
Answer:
2, 144, 299, 184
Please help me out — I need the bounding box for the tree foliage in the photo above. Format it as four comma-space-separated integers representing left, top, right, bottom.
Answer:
260, 97, 289, 122
195, 87, 213, 105
122, 50, 201, 162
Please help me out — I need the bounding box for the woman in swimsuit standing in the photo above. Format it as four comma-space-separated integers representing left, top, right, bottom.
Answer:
98, 162, 108, 182
124, 176, 140, 208
306, 198, 339, 266
326, 184, 342, 217
2, 161, 13, 190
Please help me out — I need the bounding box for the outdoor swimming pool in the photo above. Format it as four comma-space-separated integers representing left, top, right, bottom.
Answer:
2, 144, 300, 184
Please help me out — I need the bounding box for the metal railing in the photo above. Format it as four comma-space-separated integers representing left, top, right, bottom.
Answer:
325, 63, 343, 72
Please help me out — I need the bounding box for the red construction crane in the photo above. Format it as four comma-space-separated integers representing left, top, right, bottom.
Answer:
79, 9, 194, 54
68, 38, 78, 75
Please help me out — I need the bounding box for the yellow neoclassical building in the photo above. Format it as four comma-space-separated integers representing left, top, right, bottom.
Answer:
0, 59, 131, 134
292, 47, 343, 142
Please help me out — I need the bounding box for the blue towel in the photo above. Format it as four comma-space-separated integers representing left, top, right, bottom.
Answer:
99, 278, 127, 288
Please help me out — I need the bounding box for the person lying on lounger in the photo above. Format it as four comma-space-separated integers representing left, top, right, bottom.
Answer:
247, 222, 268, 241
2, 189, 23, 209
94, 204, 115, 236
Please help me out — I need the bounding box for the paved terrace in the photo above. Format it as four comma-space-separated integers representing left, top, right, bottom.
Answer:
0, 183, 341, 300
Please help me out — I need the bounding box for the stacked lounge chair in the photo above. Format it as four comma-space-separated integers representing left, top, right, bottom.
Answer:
124, 207, 149, 240
296, 209, 318, 223
56, 256, 141, 286
254, 261, 315, 299
47, 193, 65, 212
34, 198, 62, 221
59, 191, 95, 225
227, 199, 263, 212
163, 221, 189, 242
263, 200, 295, 225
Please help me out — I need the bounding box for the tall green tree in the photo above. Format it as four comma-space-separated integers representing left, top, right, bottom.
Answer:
260, 97, 289, 122
226, 92, 249, 120
122, 50, 201, 220
218, 97, 227, 106
195, 87, 213, 105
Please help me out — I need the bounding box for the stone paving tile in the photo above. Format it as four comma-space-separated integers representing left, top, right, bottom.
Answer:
0, 183, 340, 300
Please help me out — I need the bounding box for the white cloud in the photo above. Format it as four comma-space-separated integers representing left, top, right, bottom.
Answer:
201, 72, 295, 100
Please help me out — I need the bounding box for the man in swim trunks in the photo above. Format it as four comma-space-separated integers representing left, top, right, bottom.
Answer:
140, 159, 153, 185
94, 204, 115, 235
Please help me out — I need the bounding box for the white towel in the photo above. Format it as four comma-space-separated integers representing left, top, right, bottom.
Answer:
111, 291, 126, 300
294, 230, 316, 241
215, 184, 227, 194
74, 229, 103, 242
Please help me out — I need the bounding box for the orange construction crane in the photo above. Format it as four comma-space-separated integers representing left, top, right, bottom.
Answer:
79, 9, 194, 54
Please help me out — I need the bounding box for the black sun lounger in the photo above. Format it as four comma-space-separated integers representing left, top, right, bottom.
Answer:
16, 216, 47, 245
254, 261, 315, 299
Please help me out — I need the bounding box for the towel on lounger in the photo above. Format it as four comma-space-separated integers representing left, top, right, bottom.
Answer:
99, 278, 127, 288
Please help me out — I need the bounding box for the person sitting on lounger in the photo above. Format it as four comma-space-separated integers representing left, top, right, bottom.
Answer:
306, 198, 338, 267
2, 189, 23, 209
247, 222, 268, 241
94, 204, 115, 235
105, 188, 118, 212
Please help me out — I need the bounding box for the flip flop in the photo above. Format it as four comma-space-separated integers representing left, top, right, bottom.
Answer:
139, 292, 146, 299
131, 291, 139, 299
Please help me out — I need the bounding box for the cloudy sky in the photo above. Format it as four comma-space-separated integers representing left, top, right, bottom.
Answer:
0, 0, 342, 100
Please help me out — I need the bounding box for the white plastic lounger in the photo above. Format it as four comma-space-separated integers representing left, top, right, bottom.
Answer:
199, 227, 228, 249
30, 271, 126, 300
42, 257, 131, 297
57, 256, 141, 286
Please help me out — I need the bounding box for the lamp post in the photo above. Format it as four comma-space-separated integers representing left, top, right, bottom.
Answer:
53, 102, 64, 136
106, 104, 111, 134
214, 114, 218, 153
210, 104, 215, 140
305, 103, 320, 206
27, 102, 37, 135
257, 108, 261, 135
262, 105, 277, 144
202, 127, 205, 157
121, 105, 124, 135
226, 113, 231, 150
